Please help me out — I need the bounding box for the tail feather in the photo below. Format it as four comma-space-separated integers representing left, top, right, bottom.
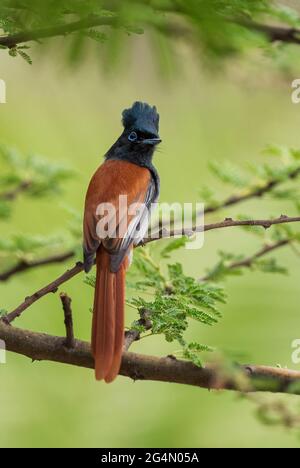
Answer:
95, 267, 115, 380
91, 263, 101, 357
105, 261, 126, 383
92, 247, 126, 382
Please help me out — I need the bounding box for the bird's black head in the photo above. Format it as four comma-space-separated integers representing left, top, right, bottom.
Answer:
122, 101, 161, 146
106, 102, 161, 168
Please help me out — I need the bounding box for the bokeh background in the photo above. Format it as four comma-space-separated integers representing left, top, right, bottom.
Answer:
1, 37, 300, 448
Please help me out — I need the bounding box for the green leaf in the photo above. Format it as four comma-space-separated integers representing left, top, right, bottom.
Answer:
8, 47, 17, 57
182, 342, 214, 368
17, 49, 32, 64
254, 258, 288, 275
262, 144, 285, 158
84, 29, 107, 43
199, 185, 219, 208
209, 160, 251, 187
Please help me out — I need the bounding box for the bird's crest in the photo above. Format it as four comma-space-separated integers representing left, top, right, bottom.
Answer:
122, 101, 159, 135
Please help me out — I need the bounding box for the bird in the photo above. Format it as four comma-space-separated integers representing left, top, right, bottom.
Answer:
83, 102, 161, 382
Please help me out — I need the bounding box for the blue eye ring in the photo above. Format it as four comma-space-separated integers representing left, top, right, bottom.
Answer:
128, 131, 138, 142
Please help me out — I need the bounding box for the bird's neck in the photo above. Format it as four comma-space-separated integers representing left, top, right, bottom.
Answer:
120, 152, 155, 169
105, 145, 155, 171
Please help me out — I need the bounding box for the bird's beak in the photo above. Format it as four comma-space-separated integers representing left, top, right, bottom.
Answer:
142, 137, 162, 146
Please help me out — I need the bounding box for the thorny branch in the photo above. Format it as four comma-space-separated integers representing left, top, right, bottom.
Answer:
1, 320, 300, 394
145, 215, 300, 245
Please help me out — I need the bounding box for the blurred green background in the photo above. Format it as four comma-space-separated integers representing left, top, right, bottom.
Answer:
1, 42, 300, 448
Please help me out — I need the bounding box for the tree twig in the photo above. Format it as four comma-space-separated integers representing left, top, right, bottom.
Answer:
241, 21, 300, 46
203, 215, 300, 232
201, 239, 290, 281
124, 308, 152, 351
0, 15, 115, 48
205, 167, 300, 214
3, 262, 84, 324
146, 215, 300, 244
0, 181, 32, 201
60, 292, 75, 349
226, 239, 290, 270
0, 320, 299, 394
0, 250, 75, 282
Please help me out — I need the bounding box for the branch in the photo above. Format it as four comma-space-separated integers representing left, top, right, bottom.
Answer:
0, 16, 115, 48
146, 215, 300, 244
60, 293, 75, 349
201, 239, 290, 281
205, 166, 300, 214
0, 180, 32, 201
242, 21, 300, 46
3, 261, 84, 324
203, 215, 300, 232
226, 239, 290, 270
0, 250, 75, 282
0, 321, 299, 394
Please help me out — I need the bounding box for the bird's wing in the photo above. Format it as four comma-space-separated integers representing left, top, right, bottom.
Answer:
108, 176, 156, 272
83, 159, 154, 272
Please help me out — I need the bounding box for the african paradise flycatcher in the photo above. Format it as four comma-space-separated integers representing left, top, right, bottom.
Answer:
83, 102, 161, 382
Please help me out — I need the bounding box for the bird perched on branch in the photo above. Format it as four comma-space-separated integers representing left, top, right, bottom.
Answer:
83, 102, 161, 382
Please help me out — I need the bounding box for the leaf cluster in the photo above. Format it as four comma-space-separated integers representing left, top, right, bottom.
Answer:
127, 245, 226, 367
0, 144, 74, 219
0, 1, 300, 68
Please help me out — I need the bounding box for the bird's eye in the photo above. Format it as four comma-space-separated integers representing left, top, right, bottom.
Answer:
128, 131, 138, 142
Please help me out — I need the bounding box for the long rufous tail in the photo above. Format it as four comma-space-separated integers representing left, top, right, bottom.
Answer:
91, 247, 126, 383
